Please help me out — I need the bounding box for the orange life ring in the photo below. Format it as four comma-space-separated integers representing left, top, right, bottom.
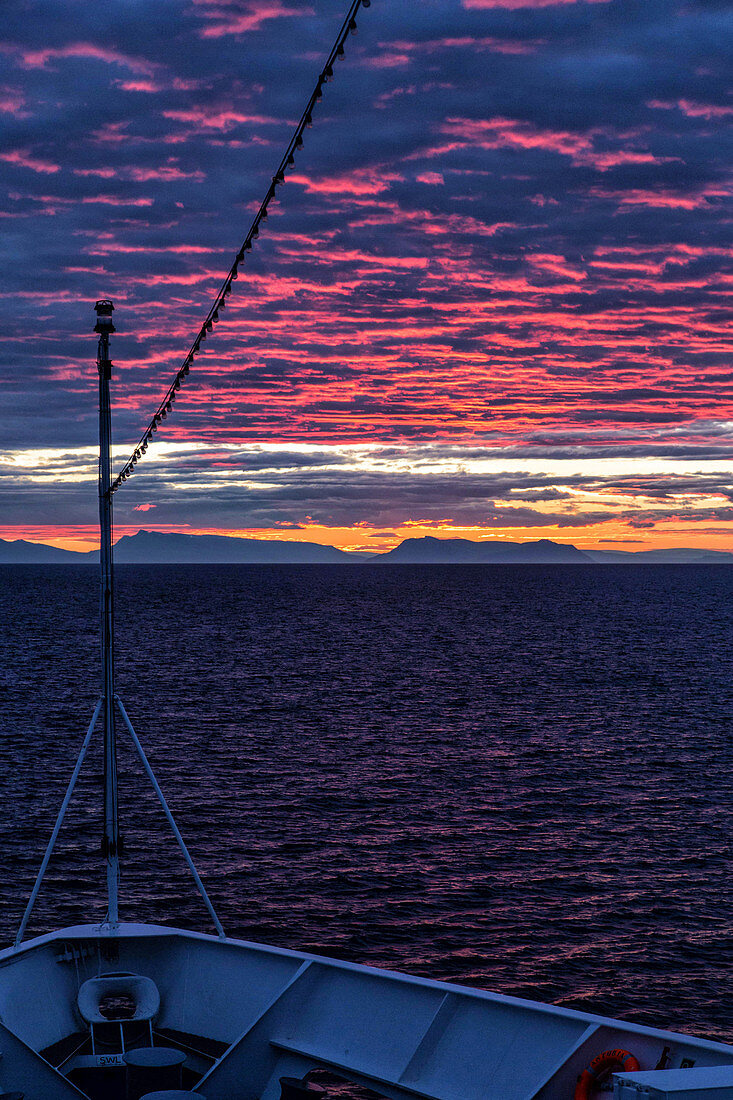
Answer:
574, 1048, 641, 1099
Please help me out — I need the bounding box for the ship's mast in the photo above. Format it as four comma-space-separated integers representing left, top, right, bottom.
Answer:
94, 298, 120, 925
14, 304, 225, 946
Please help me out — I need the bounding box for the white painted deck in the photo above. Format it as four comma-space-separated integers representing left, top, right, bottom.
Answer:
0, 922, 732, 1099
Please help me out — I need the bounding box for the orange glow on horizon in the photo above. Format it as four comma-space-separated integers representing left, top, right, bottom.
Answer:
3, 521, 732, 556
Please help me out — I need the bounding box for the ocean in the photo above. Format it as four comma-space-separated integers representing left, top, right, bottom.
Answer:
1, 563, 732, 1061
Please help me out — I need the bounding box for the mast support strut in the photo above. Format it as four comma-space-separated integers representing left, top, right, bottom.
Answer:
115, 696, 226, 938
14, 699, 103, 948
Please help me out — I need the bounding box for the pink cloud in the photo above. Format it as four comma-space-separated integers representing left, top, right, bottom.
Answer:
437, 116, 672, 171
0, 87, 28, 116
115, 76, 202, 94
162, 107, 278, 132
648, 98, 733, 120
11, 42, 156, 75
346, 199, 515, 241
590, 183, 733, 209
289, 169, 404, 197
192, 1, 310, 39
92, 121, 131, 144
119, 269, 222, 287
10, 191, 153, 209
128, 165, 205, 182
116, 79, 163, 93
82, 193, 153, 207
85, 242, 218, 256
73, 167, 118, 179
417, 172, 444, 185
529, 253, 586, 281
442, 115, 588, 154
0, 149, 60, 174
72, 163, 204, 182
388, 36, 544, 57
133, 503, 157, 512
588, 150, 675, 169
364, 52, 413, 69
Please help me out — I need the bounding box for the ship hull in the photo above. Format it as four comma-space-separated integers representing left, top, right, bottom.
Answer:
1, 922, 732, 1098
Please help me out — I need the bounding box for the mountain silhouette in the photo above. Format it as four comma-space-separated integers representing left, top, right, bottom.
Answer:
1, 531, 731, 565
105, 531, 356, 563
0, 538, 86, 563
373, 536, 592, 563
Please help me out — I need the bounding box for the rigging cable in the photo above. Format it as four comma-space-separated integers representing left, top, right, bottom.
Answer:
109, 0, 372, 495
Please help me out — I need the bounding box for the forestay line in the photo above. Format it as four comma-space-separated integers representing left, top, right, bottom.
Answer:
109, 0, 372, 495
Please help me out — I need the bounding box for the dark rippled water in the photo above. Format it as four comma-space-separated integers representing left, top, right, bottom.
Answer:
1, 564, 732, 1047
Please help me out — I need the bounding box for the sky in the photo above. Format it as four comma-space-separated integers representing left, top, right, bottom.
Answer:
1, 0, 732, 553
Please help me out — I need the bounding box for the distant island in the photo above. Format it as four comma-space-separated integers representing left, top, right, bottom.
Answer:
375, 536, 733, 564
1, 531, 732, 565
0, 531, 355, 564
376, 537, 589, 564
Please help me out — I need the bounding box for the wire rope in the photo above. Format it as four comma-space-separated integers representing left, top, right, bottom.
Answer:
109, 0, 372, 494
